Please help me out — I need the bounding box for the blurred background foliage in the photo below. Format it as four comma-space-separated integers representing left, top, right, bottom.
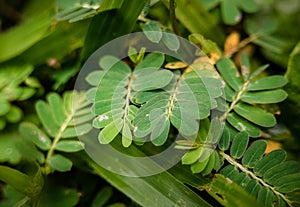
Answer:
0, 0, 299, 206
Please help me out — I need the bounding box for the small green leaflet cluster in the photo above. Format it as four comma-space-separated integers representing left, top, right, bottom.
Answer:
19, 91, 93, 173
179, 118, 225, 175
177, 55, 300, 206
219, 133, 300, 207
199, 0, 259, 25
55, 0, 124, 23
142, 20, 180, 52
0, 64, 40, 130
218, 55, 288, 137
86, 52, 223, 147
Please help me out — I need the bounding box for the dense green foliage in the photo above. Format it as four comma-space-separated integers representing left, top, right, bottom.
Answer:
0, 0, 300, 206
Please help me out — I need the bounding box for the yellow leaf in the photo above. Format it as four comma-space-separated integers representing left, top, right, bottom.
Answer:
165, 61, 188, 69
265, 140, 282, 154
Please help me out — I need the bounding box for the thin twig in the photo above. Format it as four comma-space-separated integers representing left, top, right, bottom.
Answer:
169, 0, 180, 35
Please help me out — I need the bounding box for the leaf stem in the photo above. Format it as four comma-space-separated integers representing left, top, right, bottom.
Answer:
219, 151, 293, 206
123, 74, 135, 123
166, 75, 182, 119
15, 196, 30, 207
169, 0, 180, 35
220, 80, 250, 122
44, 113, 73, 175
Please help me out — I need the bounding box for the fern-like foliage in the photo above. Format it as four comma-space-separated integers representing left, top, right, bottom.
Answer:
86, 53, 173, 147
85, 44, 300, 206
218, 54, 287, 136
219, 136, 300, 207
19, 91, 92, 174
0, 64, 40, 130
86, 52, 224, 146
176, 54, 300, 206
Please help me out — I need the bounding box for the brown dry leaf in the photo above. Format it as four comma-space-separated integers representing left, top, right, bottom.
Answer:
265, 140, 282, 154
224, 31, 240, 57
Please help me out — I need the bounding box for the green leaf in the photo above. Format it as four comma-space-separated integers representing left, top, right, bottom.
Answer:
274, 173, 300, 193
0, 185, 31, 207
47, 93, 67, 126
142, 20, 163, 43
241, 89, 288, 104
134, 52, 165, 71
227, 112, 261, 137
98, 119, 123, 144
134, 70, 215, 144
5, 105, 23, 123
36, 100, 60, 137
221, 0, 241, 25
202, 154, 216, 175
133, 68, 173, 91
55, 0, 124, 23
218, 126, 231, 151
81, 0, 147, 61
150, 113, 170, 146
237, 0, 258, 13
248, 75, 288, 91
97, 0, 125, 12
91, 187, 113, 207
84, 148, 212, 207
240, 53, 250, 80
0, 98, 10, 116
38, 183, 79, 207
206, 174, 264, 207
55, 140, 84, 152
48, 154, 73, 172
189, 34, 222, 56
0, 1, 53, 62
162, 31, 180, 52
230, 131, 249, 159
61, 123, 93, 138
86, 72, 105, 86
90, 55, 173, 146
217, 58, 243, 91
19, 122, 51, 150
242, 140, 267, 168
233, 103, 276, 127
167, 0, 225, 45
0, 166, 32, 197
257, 187, 274, 207
263, 161, 300, 185
191, 158, 209, 174
182, 148, 202, 165
254, 149, 287, 177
